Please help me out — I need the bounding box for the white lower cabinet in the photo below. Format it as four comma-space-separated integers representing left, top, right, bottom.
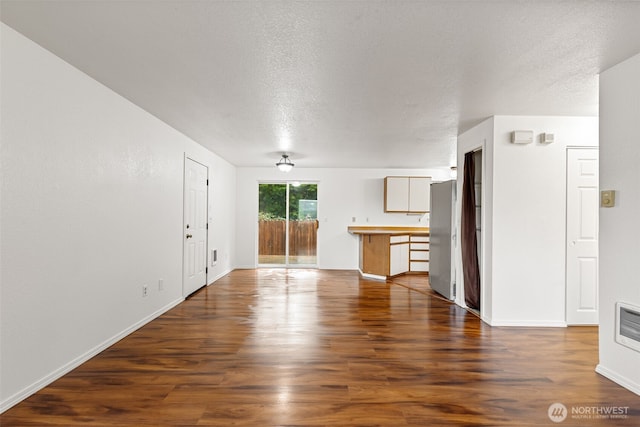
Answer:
390, 242, 410, 276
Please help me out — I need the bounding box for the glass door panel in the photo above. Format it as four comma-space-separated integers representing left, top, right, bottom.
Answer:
258, 183, 287, 265
288, 183, 318, 266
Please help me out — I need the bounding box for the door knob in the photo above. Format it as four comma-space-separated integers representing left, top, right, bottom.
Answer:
186, 234, 193, 239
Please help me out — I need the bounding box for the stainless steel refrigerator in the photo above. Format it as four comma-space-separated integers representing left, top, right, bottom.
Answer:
429, 180, 456, 300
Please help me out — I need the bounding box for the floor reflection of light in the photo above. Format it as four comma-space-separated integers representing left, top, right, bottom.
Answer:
277, 385, 290, 404
287, 269, 318, 280
252, 269, 320, 353
274, 384, 291, 426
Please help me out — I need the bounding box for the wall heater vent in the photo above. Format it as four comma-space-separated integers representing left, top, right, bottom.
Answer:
616, 302, 640, 353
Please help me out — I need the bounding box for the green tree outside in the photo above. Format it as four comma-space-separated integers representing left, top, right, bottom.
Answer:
259, 183, 317, 220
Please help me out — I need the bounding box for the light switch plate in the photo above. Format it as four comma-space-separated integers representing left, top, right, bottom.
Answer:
601, 190, 616, 207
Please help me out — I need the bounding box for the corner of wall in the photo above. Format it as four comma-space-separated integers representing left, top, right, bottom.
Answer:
598, 51, 640, 396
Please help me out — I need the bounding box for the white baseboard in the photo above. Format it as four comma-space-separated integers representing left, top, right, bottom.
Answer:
455, 305, 566, 327
480, 314, 492, 325
0, 297, 184, 414
208, 268, 233, 285
358, 269, 386, 281
596, 364, 640, 396
488, 319, 568, 327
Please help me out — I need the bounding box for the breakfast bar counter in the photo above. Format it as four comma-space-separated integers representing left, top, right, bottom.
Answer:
348, 226, 430, 280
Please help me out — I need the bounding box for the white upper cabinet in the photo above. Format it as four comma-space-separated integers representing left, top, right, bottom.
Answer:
384, 176, 431, 213
384, 177, 410, 212
408, 177, 430, 212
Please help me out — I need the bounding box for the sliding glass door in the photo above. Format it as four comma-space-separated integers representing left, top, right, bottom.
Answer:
258, 182, 318, 267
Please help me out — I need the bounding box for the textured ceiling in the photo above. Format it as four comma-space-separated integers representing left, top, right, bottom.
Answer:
2, 1, 640, 170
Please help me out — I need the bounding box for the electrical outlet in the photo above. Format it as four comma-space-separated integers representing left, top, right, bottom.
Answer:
142, 285, 148, 297
158, 279, 164, 291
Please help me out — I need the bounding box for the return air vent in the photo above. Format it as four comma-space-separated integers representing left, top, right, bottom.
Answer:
616, 302, 640, 353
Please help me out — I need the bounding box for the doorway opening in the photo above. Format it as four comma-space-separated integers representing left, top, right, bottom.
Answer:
473, 149, 483, 285
461, 148, 482, 314
258, 182, 318, 267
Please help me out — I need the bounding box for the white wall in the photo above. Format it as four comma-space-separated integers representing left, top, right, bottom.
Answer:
0, 24, 236, 411
597, 52, 640, 395
457, 115, 598, 326
236, 167, 450, 269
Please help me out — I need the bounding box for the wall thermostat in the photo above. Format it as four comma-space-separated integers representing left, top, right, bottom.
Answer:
511, 130, 533, 144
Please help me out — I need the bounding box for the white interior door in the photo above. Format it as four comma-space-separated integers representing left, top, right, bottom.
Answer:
566, 148, 599, 325
183, 157, 208, 297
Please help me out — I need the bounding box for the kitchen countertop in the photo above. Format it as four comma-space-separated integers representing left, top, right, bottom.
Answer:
347, 225, 429, 235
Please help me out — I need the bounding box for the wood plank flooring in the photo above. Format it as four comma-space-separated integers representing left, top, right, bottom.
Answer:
2, 269, 638, 426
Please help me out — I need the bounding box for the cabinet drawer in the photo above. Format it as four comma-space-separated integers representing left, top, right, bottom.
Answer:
390, 235, 410, 244
410, 261, 429, 272
410, 235, 429, 243
410, 250, 429, 261
410, 243, 429, 250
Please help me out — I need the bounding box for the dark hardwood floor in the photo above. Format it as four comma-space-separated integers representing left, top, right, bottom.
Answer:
1, 269, 638, 426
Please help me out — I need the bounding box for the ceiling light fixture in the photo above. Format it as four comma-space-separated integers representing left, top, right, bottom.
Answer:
276, 154, 295, 172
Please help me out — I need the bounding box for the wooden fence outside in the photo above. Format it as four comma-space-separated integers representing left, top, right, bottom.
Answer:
259, 220, 317, 256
